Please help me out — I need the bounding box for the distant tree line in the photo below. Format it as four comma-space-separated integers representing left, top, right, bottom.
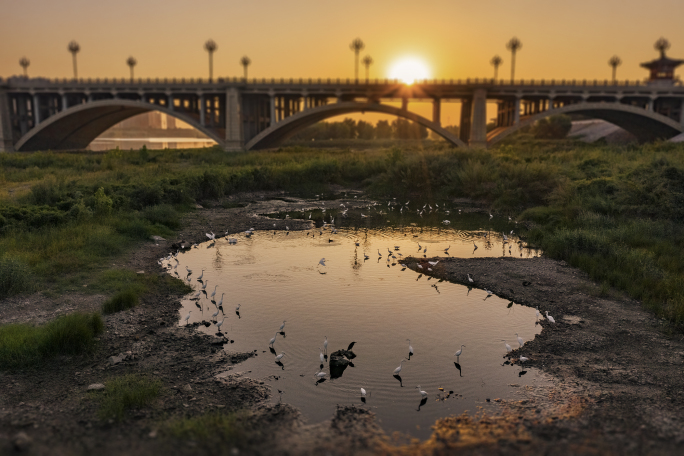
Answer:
290, 118, 457, 141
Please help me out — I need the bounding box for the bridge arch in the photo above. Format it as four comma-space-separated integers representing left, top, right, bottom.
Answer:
487, 102, 684, 147
245, 101, 467, 150
15, 99, 223, 152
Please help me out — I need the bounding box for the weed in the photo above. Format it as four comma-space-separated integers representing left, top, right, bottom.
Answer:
102, 289, 139, 314
96, 374, 162, 421
0, 312, 104, 368
0, 256, 34, 298
164, 410, 251, 446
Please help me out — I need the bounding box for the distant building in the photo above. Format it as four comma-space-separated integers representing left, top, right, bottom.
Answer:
640, 46, 683, 84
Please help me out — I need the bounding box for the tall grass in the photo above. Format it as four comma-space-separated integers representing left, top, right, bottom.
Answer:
164, 411, 251, 446
0, 256, 34, 298
0, 312, 104, 368
96, 374, 162, 421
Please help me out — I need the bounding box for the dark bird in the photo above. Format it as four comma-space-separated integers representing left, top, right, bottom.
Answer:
347, 341, 356, 351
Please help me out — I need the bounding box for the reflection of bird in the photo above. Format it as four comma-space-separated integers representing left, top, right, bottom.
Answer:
275, 352, 285, 361
269, 332, 278, 346
545, 311, 556, 323
416, 385, 428, 398
184, 311, 192, 325
454, 344, 465, 357
347, 341, 356, 351
323, 336, 328, 353
407, 339, 414, 355
393, 359, 407, 375
516, 333, 524, 347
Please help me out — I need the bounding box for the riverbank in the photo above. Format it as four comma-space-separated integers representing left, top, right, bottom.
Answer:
2, 197, 683, 455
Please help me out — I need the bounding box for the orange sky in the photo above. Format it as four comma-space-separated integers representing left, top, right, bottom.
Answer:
3, 0, 684, 127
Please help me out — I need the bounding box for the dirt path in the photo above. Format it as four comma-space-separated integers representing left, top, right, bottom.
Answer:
1, 195, 683, 455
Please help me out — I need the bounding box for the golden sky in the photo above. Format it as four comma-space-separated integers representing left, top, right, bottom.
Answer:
3, 0, 684, 127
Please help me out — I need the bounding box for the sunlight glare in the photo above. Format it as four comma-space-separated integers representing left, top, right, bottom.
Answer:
388, 57, 431, 84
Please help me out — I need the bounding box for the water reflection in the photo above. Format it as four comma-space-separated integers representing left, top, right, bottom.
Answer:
169, 214, 546, 439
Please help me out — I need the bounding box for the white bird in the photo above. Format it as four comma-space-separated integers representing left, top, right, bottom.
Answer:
520, 356, 529, 364
393, 359, 407, 375
235, 304, 241, 312
516, 333, 524, 347
319, 258, 326, 267
377, 249, 382, 257
217, 293, 224, 307
535, 307, 541, 320
360, 387, 367, 397
489, 213, 493, 220
211, 309, 219, 320
210, 285, 218, 300
504, 341, 512, 353
185, 266, 193, 275
503, 233, 508, 242
206, 231, 215, 240
319, 348, 325, 363
269, 332, 278, 346
275, 352, 285, 362
279, 320, 286, 332
454, 344, 465, 357
545, 311, 556, 323
428, 260, 439, 267
202, 280, 209, 290
315, 369, 327, 379
183, 311, 192, 325
467, 273, 474, 283
323, 336, 328, 353
416, 385, 428, 398
407, 339, 414, 355
215, 319, 224, 332
486, 289, 493, 297
197, 269, 205, 280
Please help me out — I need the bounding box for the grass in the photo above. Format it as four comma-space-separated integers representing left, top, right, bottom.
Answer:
164, 410, 251, 447
1, 141, 684, 327
98, 269, 192, 314
0, 312, 104, 368
0, 256, 34, 298
95, 374, 162, 421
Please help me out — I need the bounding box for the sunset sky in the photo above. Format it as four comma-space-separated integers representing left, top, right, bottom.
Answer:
3, 0, 684, 127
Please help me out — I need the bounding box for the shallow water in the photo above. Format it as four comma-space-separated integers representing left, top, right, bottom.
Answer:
169, 213, 546, 438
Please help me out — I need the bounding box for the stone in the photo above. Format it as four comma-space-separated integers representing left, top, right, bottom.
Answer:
109, 354, 125, 365
87, 383, 105, 391
182, 384, 193, 392
12, 432, 32, 451
150, 235, 166, 242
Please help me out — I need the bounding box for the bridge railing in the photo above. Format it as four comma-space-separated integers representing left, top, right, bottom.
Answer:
1, 75, 681, 88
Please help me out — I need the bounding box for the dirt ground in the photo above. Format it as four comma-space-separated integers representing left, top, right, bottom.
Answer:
1, 193, 683, 455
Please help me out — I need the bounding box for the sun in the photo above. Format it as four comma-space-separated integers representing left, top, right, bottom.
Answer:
388, 57, 431, 84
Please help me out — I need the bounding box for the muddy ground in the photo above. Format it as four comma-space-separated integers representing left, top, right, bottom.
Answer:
1, 194, 683, 455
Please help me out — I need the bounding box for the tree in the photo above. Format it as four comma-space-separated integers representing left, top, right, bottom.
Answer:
19, 57, 30, 78
126, 56, 137, 81
362, 55, 373, 82
240, 56, 251, 80
654, 37, 670, 58
349, 38, 365, 81
392, 119, 427, 139
490, 55, 502, 80
68, 40, 80, 79
608, 55, 622, 82
531, 115, 572, 139
375, 120, 393, 139
506, 37, 522, 82
357, 120, 374, 139
204, 39, 218, 81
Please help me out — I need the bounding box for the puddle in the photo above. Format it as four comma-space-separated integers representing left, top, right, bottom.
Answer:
168, 212, 548, 438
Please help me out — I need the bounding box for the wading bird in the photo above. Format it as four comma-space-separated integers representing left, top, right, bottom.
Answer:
269, 332, 278, 346
361, 387, 368, 397
323, 336, 328, 353
210, 285, 218, 300
393, 359, 407, 375
473, 242, 478, 250
275, 352, 285, 362
516, 333, 524, 347
520, 356, 529, 364
407, 339, 414, 356
235, 304, 241, 312
545, 311, 556, 323
467, 273, 474, 283
319, 258, 326, 267
416, 385, 428, 398
215, 319, 224, 332
197, 269, 205, 281
319, 348, 325, 364
279, 321, 286, 332
217, 293, 224, 307
185, 266, 193, 276
184, 311, 192, 325
454, 344, 465, 358
315, 369, 327, 379
503, 341, 512, 353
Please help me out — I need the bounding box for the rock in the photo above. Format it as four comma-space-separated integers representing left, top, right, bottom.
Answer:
182, 384, 193, 392
87, 383, 105, 391
150, 235, 166, 242
12, 432, 32, 451
329, 349, 356, 368
109, 354, 125, 365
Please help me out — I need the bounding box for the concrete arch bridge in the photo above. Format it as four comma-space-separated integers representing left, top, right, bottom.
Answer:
1, 76, 682, 152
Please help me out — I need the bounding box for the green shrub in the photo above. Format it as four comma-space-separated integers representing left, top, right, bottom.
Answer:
143, 204, 180, 229
0, 256, 34, 298
102, 289, 139, 314
165, 411, 250, 445
532, 115, 572, 139
0, 312, 104, 368
96, 374, 161, 421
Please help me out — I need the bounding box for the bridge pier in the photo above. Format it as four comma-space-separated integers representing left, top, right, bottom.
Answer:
432, 98, 441, 126
469, 89, 487, 148
224, 88, 242, 151
514, 97, 521, 124
0, 89, 13, 152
